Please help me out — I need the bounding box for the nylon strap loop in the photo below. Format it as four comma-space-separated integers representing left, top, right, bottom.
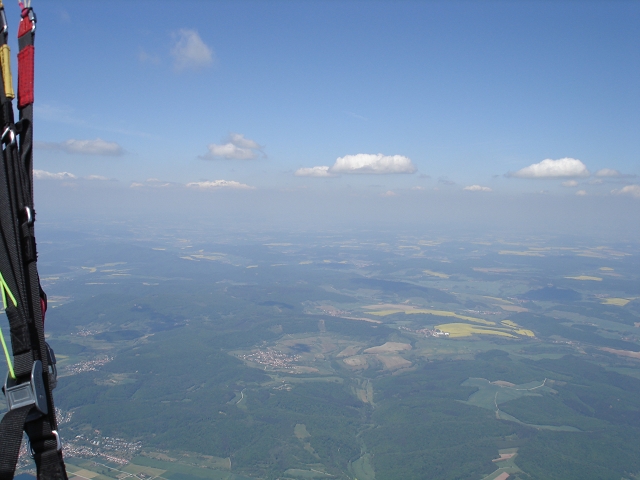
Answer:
16, 45, 32, 108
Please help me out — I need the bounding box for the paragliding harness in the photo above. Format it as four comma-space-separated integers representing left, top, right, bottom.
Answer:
0, 1, 68, 479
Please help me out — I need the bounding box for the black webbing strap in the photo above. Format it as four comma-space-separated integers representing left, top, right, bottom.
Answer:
0, 406, 32, 480
0, 4, 67, 480
25, 421, 65, 480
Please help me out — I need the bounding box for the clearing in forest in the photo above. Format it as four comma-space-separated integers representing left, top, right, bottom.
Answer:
363, 342, 412, 354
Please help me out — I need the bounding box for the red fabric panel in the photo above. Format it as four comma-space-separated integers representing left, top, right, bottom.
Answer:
17, 12, 32, 38
17, 45, 34, 108
41, 297, 46, 324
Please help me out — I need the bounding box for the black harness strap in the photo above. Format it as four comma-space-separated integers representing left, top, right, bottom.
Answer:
0, 406, 32, 480
0, 4, 67, 480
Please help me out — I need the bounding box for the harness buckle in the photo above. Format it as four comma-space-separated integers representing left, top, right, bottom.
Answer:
2, 360, 48, 417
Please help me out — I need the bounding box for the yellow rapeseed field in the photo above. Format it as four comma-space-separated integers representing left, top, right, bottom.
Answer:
602, 298, 634, 307
435, 322, 534, 338
435, 323, 515, 338
369, 308, 495, 325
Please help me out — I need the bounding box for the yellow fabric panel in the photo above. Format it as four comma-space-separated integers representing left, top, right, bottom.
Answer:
0, 44, 14, 99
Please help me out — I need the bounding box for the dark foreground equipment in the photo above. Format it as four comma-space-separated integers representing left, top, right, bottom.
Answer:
0, 1, 68, 479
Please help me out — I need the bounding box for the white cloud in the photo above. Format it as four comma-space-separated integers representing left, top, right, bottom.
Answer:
201, 133, 263, 160
171, 29, 214, 71
411, 186, 424, 190
130, 178, 176, 188
463, 185, 492, 192
562, 180, 578, 187
296, 153, 415, 178
595, 168, 621, 177
36, 138, 124, 156
228, 133, 261, 150
576, 190, 587, 196
331, 153, 416, 174
186, 180, 255, 190
85, 175, 111, 181
294, 166, 335, 177
612, 185, 640, 198
381, 190, 398, 197
508, 158, 589, 178
594, 168, 636, 179
34, 170, 77, 180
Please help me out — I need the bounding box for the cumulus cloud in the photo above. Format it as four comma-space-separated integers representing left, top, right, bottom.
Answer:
34, 170, 77, 180
130, 178, 177, 188
201, 133, 264, 160
186, 180, 255, 190
576, 190, 587, 196
294, 166, 335, 177
562, 180, 578, 187
463, 185, 492, 192
508, 158, 589, 178
595, 168, 636, 179
295, 152, 416, 178
596, 168, 621, 177
36, 138, 124, 156
331, 153, 416, 174
612, 185, 640, 198
227, 133, 260, 150
380, 190, 397, 197
85, 175, 111, 181
171, 29, 214, 71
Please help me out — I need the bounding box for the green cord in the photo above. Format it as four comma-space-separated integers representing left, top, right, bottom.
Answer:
0, 272, 17, 379
0, 272, 17, 307
0, 326, 14, 379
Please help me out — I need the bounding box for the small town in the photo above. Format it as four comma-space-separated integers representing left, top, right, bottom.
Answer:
399, 326, 450, 337
63, 433, 142, 464
16, 432, 141, 470
74, 328, 104, 337
240, 349, 302, 369
64, 356, 114, 376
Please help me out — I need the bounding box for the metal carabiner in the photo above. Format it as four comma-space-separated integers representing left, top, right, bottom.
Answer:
27, 8, 36, 34
0, 9, 8, 36
26, 430, 62, 457
24, 206, 34, 225
1, 126, 15, 146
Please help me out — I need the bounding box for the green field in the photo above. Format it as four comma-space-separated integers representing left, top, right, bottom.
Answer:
4, 228, 640, 479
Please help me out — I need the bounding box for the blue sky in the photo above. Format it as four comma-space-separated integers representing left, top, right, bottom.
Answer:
8, 0, 640, 232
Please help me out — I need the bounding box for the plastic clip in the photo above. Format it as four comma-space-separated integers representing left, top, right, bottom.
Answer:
3, 360, 48, 417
